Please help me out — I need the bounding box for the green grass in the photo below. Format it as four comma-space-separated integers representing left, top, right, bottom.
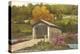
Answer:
11, 23, 32, 39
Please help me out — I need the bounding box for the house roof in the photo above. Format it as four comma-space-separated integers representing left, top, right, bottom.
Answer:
32, 19, 59, 28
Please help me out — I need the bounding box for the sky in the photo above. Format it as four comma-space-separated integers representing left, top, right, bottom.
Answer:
10, 0, 78, 6
11, 1, 51, 6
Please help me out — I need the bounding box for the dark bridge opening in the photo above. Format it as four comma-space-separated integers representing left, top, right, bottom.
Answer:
35, 23, 47, 38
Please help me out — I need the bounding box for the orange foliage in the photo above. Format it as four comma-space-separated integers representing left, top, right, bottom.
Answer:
32, 5, 54, 22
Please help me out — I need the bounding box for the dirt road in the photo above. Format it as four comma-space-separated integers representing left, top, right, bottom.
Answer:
11, 39, 47, 52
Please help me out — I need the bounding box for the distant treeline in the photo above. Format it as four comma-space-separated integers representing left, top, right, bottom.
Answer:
11, 3, 78, 21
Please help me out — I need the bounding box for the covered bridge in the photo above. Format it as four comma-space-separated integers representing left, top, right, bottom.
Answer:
32, 19, 62, 41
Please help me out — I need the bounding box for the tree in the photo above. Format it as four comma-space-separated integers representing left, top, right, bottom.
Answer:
32, 5, 54, 22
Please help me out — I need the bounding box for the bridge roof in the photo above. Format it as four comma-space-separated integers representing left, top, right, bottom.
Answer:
32, 19, 59, 28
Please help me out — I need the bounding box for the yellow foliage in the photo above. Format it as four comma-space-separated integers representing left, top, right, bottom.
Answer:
32, 5, 54, 22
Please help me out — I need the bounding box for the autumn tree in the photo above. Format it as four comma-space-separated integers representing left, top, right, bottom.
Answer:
32, 5, 54, 22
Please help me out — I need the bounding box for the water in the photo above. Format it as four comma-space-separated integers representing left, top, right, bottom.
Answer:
11, 39, 18, 43
68, 44, 78, 49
